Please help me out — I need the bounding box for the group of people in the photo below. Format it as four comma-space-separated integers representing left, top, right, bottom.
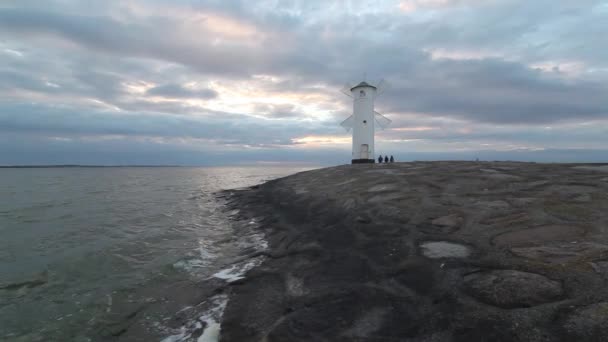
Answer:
377, 155, 394, 163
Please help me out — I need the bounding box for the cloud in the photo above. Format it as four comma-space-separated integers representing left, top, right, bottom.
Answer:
0, 0, 607, 164
145, 84, 218, 99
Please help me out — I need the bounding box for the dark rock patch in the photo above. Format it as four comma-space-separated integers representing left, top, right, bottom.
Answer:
493, 225, 586, 247
511, 242, 608, 264
562, 302, 608, 340
431, 214, 464, 233
464, 270, 563, 308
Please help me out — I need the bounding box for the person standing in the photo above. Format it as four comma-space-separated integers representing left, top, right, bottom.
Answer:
390, 155, 394, 163
384, 155, 389, 163
378, 155, 383, 163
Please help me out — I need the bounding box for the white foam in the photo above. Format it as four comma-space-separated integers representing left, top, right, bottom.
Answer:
197, 295, 227, 342
161, 327, 189, 342
173, 239, 218, 275
212, 256, 264, 283
198, 322, 220, 342
160, 295, 228, 342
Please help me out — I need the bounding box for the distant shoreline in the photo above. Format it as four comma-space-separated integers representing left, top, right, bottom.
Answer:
0, 165, 184, 168
0, 164, 322, 168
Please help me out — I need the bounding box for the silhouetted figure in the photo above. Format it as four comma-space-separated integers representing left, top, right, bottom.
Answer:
384, 156, 389, 163
378, 155, 383, 163
390, 155, 394, 163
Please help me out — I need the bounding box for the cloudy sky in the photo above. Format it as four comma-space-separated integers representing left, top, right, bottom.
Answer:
1, 0, 607, 165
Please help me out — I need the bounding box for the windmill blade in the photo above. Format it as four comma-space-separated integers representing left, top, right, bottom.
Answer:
340, 114, 354, 132
374, 111, 391, 130
375, 78, 390, 96
340, 83, 353, 98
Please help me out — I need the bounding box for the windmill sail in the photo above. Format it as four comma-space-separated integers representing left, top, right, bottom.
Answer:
340, 114, 354, 132
374, 111, 391, 130
375, 79, 390, 96
340, 83, 354, 98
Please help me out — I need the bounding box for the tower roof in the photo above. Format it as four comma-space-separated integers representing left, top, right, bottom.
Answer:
350, 81, 377, 91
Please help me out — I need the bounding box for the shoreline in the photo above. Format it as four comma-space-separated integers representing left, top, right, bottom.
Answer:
219, 161, 608, 341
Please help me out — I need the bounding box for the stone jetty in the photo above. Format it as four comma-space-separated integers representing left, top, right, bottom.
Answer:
220, 161, 608, 341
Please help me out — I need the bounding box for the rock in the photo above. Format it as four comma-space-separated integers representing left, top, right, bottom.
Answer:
285, 274, 307, 297
493, 225, 586, 247
510, 197, 537, 207
294, 188, 308, 194
218, 161, 608, 341
563, 302, 608, 340
480, 212, 529, 226
475, 200, 510, 210
464, 270, 563, 308
355, 215, 372, 224
341, 198, 356, 210
572, 165, 608, 173
368, 184, 398, 192
485, 173, 523, 181
368, 192, 405, 203
343, 307, 388, 338
590, 261, 608, 275
572, 193, 592, 202
431, 214, 463, 229
511, 242, 608, 264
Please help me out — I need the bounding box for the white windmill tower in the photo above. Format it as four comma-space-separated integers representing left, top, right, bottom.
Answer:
340, 79, 391, 164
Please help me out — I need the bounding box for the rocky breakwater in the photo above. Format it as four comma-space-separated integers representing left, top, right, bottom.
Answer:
221, 161, 608, 341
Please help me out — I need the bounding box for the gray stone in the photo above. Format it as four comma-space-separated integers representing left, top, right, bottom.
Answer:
493, 225, 586, 247
511, 242, 608, 264
464, 270, 563, 308
420, 241, 471, 259
368, 184, 398, 192
564, 302, 608, 340
431, 214, 463, 229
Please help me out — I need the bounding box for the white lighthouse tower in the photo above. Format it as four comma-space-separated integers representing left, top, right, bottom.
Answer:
340, 80, 391, 164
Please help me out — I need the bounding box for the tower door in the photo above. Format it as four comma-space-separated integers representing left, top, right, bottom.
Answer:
360, 144, 369, 159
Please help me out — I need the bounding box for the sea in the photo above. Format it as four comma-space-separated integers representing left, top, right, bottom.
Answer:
0, 166, 316, 341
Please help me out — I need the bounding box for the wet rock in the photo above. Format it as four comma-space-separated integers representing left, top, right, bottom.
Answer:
294, 188, 308, 194
510, 197, 537, 207
368, 192, 406, 203
343, 307, 388, 338
475, 200, 510, 210
480, 212, 529, 226
464, 270, 563, 308
493, 225, 586, 247
285, 274, 307, 297
219, 161, 608, 341
511, 242, 608, 264
431, 214, 463, 228
368, 184, 398, 192
572, 193, 592, 203
589, 260, 608, 276
563, 302, 608, 340
488, 173, 523, 181
355, 215, 372, 224
543, 202, 594, 221
420, 241, 471, 259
